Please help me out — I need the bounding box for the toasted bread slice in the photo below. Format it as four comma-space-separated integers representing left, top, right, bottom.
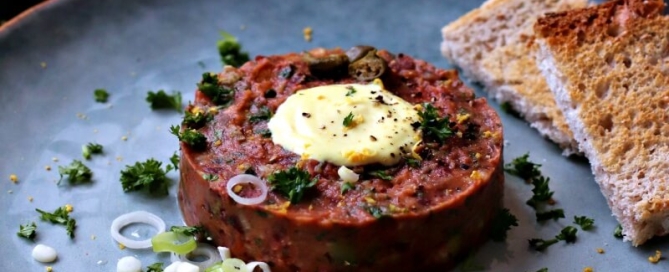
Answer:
535, 0, 668, 246
441, 0, 587, 155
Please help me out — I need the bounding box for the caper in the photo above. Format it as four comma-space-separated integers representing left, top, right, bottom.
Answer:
348, 50, 387, 81
304, 53, 349, 77
345, 45, 375, 63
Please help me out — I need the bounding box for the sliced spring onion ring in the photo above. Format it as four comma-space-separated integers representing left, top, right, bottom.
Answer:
171, 242, 222, 270
226, 174, 268, 205
151, 231, 197, 254
217, 247, 231, 260
205, 258, 248, 272
246, 262, 271, 272
110, 211, 166, 249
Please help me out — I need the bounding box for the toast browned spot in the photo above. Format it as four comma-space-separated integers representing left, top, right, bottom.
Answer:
535, 0, 668, 246
441, 0, 587, 155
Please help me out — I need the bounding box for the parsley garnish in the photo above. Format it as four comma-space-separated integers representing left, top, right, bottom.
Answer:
146, 90, 182, 112
170, 125, 207, 151
94, 89, 109, 103
535, 209, 565, 222
526, 176, 554, 209
405, 157, 421, 168
58, 160, 93, 185
217, 31, 250, 67
197, 73, 235, 106
345, 86, 357, 96
182, 110, 211, 129
369, 170, 392, 181
614, 224, 624, 238
340, 182, 355, 195
418, 103, 453, 143
120, 159, 171, 196
146, 262, 164, 272
170, 225, 205, 236
257, 129, 272, 138
17, 222, 37, 241
364, 205, 385, 219
574, 216, 595, 230
504, 153, 541, 181
343, 112, 355, 127
248, 107, 273, 123
36, 206, 76, 238
267, 167, 318, 203
529, 226, 578, 251
490, 208, 519, 242
202, 173, 218, 181
82, 142, 103, 160
169, 152, 179, 171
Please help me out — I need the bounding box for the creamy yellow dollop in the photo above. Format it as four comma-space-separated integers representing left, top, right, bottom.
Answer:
268, 80, 421, 166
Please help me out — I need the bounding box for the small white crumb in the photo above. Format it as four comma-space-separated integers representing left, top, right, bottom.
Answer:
116, 256, 141, 272
52, 157, 59, 162
116, 156, 123, 162
8, 190, 13, 194
97, 260, 108, 265
40, 62, 47, 68
121, 136, 128, 141
45, 165, 51, 171
91, 235, 96, 240
93, 129, 99, 133
28, 196, 33, 202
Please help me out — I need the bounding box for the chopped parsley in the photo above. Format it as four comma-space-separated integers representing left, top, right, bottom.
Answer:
248, 107, 273, 123
82, 142, 103, 160
197, 73, 235, 106
267, 167, 318, 203
217, 31, 250, 67
202, 173, 218, 181
146, 90, 182, 112
490, 208, 519, 242
343, 112, 355, 127
170, 225, 205, 236
345, 86, 357, 96
369, 170, 392, 181
182, 110, 211, 129
120, 159, 171, 196
36, 206, 76, 238
58, 160, 93, 185
504, 153, 542, 181
169, 152, 179, 171
340, 182, 355, 195
170, 125, 207, 151
529, 226, 578, 251
526, 176, 554, 208
614, 224, 624, 238
417, 103, 453, 143
17, 222, 37, 241
94, 89, 109, 103
364, 205, 385, 219
574, 216, 595, 230
535, 209, 565, 222
146, 262, 164, 272
256, 129, 272, 138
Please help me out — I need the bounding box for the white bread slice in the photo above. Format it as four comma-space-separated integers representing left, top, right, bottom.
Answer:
534, 0, 668, 246
441, 0, 587, 155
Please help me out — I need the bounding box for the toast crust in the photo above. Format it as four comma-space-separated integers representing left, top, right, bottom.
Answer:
441, 0, 586, 154
535, 0, 669, 245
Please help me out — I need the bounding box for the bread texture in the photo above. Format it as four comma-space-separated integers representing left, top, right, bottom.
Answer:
535, 0, 668, 246
441, 0, 587, 155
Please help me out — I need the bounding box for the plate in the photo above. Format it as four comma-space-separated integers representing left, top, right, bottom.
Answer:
0, 0, 666, 271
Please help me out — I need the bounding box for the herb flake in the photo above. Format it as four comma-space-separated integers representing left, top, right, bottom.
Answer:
58, 160, 93, 185
574, 216, 595, 230
36, 206, 76, 238
248, 107, 273, 123
536, 209, 565, 222
17, 222, 37, 241
82, 142, 103, 160
170, 225, 205, 237
146, 90, 182, 112
197, 73, 235, 106
504, 153, 541, 181
343, 112, 355, 127
146, 262, 164, 272
340, 182, 355, 195
490, 208, 519, 242
120, 159, 171, 196
267, 167, 317, 203
418, 103, 453, 143
94, 89, 109, 103
217, 31, 250, 67
369, 170, 392, 181
170, 125, 207, 151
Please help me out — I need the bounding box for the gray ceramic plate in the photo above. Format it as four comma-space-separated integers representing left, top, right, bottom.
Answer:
1, 0, 667, 271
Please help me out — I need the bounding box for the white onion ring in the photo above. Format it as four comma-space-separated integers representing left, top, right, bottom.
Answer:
226, 174, 268, 205
110, 211, 166, 249
171, 242, 222, 270
218, 247, 231, 260
246, 261, 271, 272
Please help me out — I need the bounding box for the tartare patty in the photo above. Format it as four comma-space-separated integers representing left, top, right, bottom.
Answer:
178, 47, 504, 271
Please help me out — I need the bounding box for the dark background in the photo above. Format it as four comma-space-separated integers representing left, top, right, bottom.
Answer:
1, 0, 45, 22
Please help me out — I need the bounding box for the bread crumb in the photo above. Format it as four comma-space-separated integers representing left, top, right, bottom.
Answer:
303, 27, 313, 42
76, 113, 88, 120
116, 156, 123, 162
93, 129, 98, 133
121, 136, 128, 141
91, 235, 96, 240
7, 190, 12, 194
583, 267, 593, 272
9, 174, 18, 183
28, 196, 33, 202
118, 243, 126, 250
45, 266, 52, 272
45, 165, 51, 171
52, 157, 58, 162
40, 62, 47, 69
596, 248, 605, 254
648, 250, 662, 264
65, 204, 73, 213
